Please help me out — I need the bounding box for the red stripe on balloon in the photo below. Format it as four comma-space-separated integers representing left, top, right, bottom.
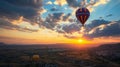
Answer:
81, 16, 84, 24
84, 16, 87, 23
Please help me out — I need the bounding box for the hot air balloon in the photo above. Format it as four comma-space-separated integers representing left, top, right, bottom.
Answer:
76, 8, 90, 26
32, 55, 40, 62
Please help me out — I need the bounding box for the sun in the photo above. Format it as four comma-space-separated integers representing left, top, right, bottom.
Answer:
78, 39, 84, 43
78, 39, 86, 44
77, 39, 91, 44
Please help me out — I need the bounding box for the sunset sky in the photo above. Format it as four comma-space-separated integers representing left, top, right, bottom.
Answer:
0, 0, 120, 46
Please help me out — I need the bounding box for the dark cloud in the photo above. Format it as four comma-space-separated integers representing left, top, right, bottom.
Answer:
0, 0, 42, 22
42, 22, 54, 29
41, 12, 73, 30
40, 12, 81, 34
66, 0, 79, 8
42, 13, 63, 29
56, 23, 81, 34
63, 13, 71, 21
66, 0, 94, 8
0, 18, 19, 30
85, 20, 120, 38
5, 0, 42, 8
86, 19, 109, 30
52, 13, 63, 22
62, 23, 80, 33
56, 19, 120, 39
50, 7, 59, 11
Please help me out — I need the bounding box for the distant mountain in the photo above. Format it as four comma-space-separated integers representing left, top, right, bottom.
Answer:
97, 43, 120, 50
0, 42, 6, 46
91, 43, 120, 63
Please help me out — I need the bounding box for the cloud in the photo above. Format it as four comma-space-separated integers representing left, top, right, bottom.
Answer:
38, 8, 47, 15
46, 1, 52, 5
41, 13, 72, 30
66, 0, 79, 8
39, 12, 81, 34
85, 20, 120, 38
86, 0, 110, 12
86, 19, 109, 30
0, 0, 44, 32
4, 0, 42, 8
19, 27, 39, 32
54, 0, 67, 6
64, 0, 105, 14
41, 13, 63, 29
63, 13, 71, 21
50, 7, 59, 11
0, 18, 39, 32
0, 0, 43, 22
65, 0, 110, 12
54, 19, 120, 39
93, 0, 110, 7
56, 22, 81, 33
61, 23, 81, 34
55, 23, 85, 39
0, 18, 19, 30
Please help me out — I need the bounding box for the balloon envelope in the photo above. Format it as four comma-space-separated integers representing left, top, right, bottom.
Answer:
76, 8, 90, 26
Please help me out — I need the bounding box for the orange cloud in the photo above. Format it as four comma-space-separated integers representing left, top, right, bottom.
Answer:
54, 0, 67, 6
87, 0, 110, 12
11, 16, 24, 25
38, 8, 47, 15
